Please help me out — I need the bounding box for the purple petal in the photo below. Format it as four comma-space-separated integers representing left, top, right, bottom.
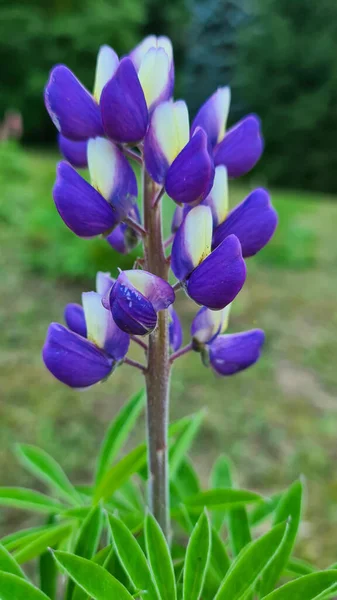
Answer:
144, 100, 190, 185
44, 65, 103, 141
171, 205, 186, 234
87, 138, 137, 221
209, 329, 265, 376
109, 274, 158, 336
165, 128, 215, 204
42, 323, 113, 388
64, 303, 87, 337
213, 115, 263, 177
96, 272, 115, 297
58, 135, 88, 168
186, 234, 246, 310
122, 270, 175, 312
106, 225, 128, 254
191, 306, 227, 345
169, 306, 183, 351
100, 58, 148, 143
82, 291, 130, 361
212, 188, 278, 258
53, 161, 117, 237
191, 87, 231, 148
171, 205, 213, 282
106, 203, 141, 254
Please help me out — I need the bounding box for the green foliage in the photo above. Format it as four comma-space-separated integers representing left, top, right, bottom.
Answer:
237, 0, 337, 193
0, 388, 333, 598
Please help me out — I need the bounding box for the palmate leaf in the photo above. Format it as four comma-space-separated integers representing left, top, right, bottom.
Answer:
40, 549, 58, 600
214, 522, 288, 600
203, 528, 231, 598
13, 523, 73, 564
183, 510, 211, 600
0, 572, 49, 600
16, 444, 81, 505
0, 488, 66, 514
259, 479, 303, 597
285, 557, 316, 577
262, 571, 337, 599
94, 444, 147, 504
210, 455, 232, 531
53, 551, 134, 600
0, 543, 26, 579
144, 512, 177, 600
249, 493, 282, 527
108, 515, 159, 600
94, 389, 145, 487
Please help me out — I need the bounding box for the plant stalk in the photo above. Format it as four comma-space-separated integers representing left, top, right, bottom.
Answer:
142, 168, 171, 538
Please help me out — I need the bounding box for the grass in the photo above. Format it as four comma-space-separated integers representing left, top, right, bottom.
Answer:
1, 143, 337, 566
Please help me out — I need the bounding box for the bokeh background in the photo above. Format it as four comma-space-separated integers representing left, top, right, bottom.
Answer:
1, 0, 337, 567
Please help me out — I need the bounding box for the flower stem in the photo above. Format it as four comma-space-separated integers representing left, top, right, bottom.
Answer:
123, 357, 147, 372
170, 342, 193, 364
142, 168, 171, 538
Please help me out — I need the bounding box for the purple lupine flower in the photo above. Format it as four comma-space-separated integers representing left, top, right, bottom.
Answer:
45, 45, 118, 141
64, 271, 115, 337
168, 306, 183, 351
43, 290, 129, 388
58, 135, 88, 169
191, 305, 265, 375
144, 100, 214, 204
100, 36, 174, 143
191, 88, 263, 178
212, 188, 278, 257
106, 270, 175, 336
171, 205, 246, 310
106, 204, 142, 254
53, 138, 137, 237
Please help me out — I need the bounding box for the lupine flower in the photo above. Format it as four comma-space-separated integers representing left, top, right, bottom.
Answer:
64, 272, 115, 336
53, 137, 137, 237
106, 204, 142, 254
43, 289, 130, 388
212, 188, 278, 257
168, 306, 183, 351
191, 305, 265, 375
45, 45, 118, 141
105, 270, 175, 336
58, 135, 88, 169
171, 205, 246, 310
100, 36, 174, 144
144, 100, 214, 204
191, 87, 263, 177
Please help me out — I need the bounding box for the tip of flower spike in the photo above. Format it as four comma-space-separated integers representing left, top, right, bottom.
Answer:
214, 114, 263, 177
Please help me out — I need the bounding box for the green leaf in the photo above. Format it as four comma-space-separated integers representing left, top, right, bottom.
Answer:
95, 389, 145, 487
214, 522, 287, 600
174, 458, 201, 499
210, 455, 233, 531
53, 551, 134, 599
169, 411, 204, 478
0, 488, 66, 514
0, 572, 49, 600
249, 493, 282, 527
286, 557, 316, 577
108, 514, 158, 600
40, 550, 57, 600
66, 506, 103, 600
183, 510, 211, 600
94, 444, 147, 503
13, 523, 73, 564
262, 571, 337, 600
0, 544, 25, 578
16, 444, 80, 505
144, 512, 177, 600
184, 489, 263, 511
1, 526, 52, 552
202, 528, 231, 599
259, 480, 303, 597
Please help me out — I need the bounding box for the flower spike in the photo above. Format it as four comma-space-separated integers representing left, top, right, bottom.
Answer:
214, 115, 263, 177
191, 87, 231, 148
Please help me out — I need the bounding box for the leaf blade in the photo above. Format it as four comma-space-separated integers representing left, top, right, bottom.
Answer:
145, 512, 177, 600
183, 510, 211, 600
0, 572, 49, 600
0, 487, 66, 514
262, 571, 337, 600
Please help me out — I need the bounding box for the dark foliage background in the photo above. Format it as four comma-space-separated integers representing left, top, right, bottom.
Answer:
1, 0, 337, 192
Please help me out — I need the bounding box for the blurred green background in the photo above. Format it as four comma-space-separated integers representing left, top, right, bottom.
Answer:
1, 0, 337, 568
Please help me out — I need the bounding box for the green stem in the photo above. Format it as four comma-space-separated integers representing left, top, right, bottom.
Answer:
142, 168, 171, 538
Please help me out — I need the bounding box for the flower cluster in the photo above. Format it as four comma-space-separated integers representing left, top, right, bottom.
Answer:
42, 35, 277, 388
